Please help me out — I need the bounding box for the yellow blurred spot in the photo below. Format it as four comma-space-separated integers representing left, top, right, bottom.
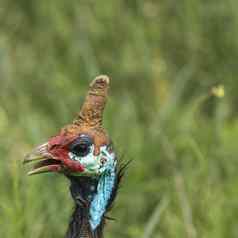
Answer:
211, 85, 225, 98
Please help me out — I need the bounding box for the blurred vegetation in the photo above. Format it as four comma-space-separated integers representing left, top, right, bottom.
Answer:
0, 1, 238, 238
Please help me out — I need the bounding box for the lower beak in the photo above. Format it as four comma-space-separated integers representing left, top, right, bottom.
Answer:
23, 143, 62, 175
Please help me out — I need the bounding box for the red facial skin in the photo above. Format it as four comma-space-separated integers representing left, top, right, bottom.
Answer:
47, 135, 85, 173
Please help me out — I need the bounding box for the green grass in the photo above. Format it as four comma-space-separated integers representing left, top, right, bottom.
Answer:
0, 1, 238, 237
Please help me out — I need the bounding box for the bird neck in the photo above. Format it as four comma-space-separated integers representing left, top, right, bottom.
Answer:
65, 171, 117, 238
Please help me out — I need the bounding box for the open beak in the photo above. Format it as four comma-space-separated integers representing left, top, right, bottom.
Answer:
23, 143, 62, 175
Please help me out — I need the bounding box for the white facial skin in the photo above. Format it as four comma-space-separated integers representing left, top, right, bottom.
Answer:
68, 145, 116, 176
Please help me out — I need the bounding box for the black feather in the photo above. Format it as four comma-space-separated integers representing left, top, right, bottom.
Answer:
65, 159, 130, 238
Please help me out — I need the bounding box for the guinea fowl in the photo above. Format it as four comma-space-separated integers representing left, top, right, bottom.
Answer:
24, 76, 124, 238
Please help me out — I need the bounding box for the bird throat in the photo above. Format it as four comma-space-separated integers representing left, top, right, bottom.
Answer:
66, 169, 116, 238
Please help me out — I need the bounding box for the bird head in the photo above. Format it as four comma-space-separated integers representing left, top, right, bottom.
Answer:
24, 75, 116, 177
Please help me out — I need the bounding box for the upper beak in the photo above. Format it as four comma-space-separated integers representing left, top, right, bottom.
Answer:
23, 143, 62, 175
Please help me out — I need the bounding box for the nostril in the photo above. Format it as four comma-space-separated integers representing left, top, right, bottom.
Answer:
49, 144, 57, 150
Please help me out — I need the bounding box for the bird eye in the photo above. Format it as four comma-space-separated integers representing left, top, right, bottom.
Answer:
69, 135, 93, 157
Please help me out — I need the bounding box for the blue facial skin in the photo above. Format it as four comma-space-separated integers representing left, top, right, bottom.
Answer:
69, 145, 114, 175
89, 157, 116, 230
69, 145, 117, 230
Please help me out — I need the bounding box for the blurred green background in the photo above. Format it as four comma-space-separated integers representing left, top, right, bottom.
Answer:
0, 1, 238, 237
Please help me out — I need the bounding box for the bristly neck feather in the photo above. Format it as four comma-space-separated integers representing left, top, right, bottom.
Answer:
65, 167, 119, 238
65, 176, 102, 238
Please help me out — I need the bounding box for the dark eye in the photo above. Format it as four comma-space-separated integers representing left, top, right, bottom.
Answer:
69, 135, 93, 157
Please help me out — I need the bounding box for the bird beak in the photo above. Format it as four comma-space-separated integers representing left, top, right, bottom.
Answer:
23, 143, 62, 175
